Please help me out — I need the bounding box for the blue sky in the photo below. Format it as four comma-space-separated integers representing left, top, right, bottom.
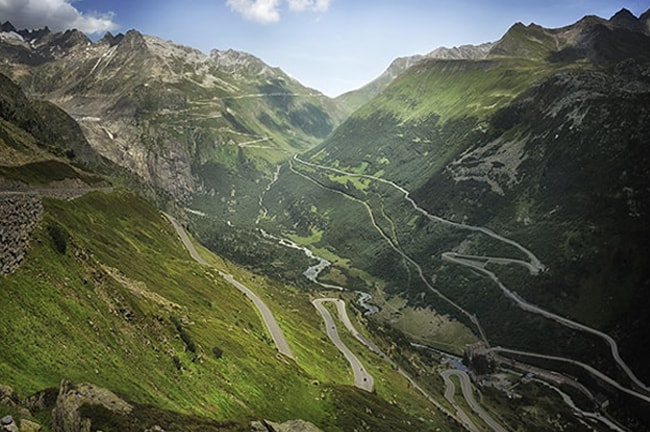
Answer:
2, 0, 649, 96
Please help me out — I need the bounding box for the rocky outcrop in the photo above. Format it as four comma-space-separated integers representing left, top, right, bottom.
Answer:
250, 419, 322, 432
0, 385, 45, 432
17, 419, 41, 432
0, 385, 19, 407
0, 193, 43, 274
51, 380, 132, 432
0, 412, 41, 432
1, 415, 19, 432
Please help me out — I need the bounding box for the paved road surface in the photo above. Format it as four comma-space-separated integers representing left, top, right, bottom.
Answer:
532, 379, 627, 432
443, 251, 650, 395
313, 298, 374, 391
293, 156, 650, 395
441, 370, 480, 432
491, 347, 650, 405
441, 369, 508, 432
163, 212, 294, 359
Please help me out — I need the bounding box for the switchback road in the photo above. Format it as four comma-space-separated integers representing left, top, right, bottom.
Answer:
163, 213, 295, 359
313, 298, 374, 391
292, 156, 650, 395
441, 369, 508, 432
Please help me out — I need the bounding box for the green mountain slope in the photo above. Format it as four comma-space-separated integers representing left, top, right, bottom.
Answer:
1, 189, 466, 431
0, 27, 347, 220
261, 9, 650, 429
3, 8, 650, 432
0, 67, 458, 432
336, 43, 495, 114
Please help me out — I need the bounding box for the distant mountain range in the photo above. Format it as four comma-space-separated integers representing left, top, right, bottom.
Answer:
0, 22, 346, 210
338, 8, 650, 111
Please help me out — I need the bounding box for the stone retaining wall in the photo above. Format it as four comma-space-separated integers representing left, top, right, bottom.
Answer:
0, 193, 43, 274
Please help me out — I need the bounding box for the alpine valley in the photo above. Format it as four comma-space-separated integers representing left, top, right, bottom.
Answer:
1, 7, 650, 432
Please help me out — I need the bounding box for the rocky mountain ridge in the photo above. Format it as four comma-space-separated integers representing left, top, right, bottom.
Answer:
0, 23, 345, 207
338, 8, 650, 112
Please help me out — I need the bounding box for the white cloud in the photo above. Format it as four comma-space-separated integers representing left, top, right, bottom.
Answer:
0, 0, 118, 34
226, 0, 332, 23
287, 0, 331, 13
226, 0, 282, 23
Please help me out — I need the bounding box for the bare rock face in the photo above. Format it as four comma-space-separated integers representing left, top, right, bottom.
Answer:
250, 419, 322, 432
0, 385, 19, 407
0, 415, 19, 432
51, 380, 132, 432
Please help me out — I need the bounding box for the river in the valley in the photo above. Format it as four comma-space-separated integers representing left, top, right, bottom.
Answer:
259, 229, 379, 315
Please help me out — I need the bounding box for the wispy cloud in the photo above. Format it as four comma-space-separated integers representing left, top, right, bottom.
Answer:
0, 0, 118, 34
226, 0, 332, 24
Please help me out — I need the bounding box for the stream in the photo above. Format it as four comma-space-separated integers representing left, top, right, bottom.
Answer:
259, 229, 379, 315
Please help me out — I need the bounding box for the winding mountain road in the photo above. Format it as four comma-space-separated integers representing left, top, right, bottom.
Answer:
532, 379, 627, 432
441, 370, 508, 432
443, 252, 650, 395
292, 156, 650, 396
288, 160, 488, 343
163, 212, 294, 359
293, 155, 544, 273
441, 371, 480, 432
491, 347, 650, 405
313, 298, 374, 391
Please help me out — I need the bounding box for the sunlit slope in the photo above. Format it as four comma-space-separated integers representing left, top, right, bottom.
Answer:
0, 190, 461, 431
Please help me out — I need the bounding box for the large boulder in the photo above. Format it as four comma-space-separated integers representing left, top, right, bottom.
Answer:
19, 419, 42, 432
0, 386, 18, 407
0, 415, 18, 432
51, 380, 132, 432
251, 419, 322, 432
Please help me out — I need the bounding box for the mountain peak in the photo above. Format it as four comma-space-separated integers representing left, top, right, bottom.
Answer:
42, 28, 91, 51
1, 21, 16, 33
17, 26, 51, 42
609, 8, 644, 32
99, 31, 124, 47
119, 29, 147, 51
611, 8, 636, 21
427, 42, 494, 60
210, 48, 270, 74
488, 20, 556, 59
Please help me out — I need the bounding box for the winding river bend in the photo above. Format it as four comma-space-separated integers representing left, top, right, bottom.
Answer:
259, 229, 379, 314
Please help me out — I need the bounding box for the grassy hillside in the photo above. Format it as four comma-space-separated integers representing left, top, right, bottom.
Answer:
0, 189, 463, 431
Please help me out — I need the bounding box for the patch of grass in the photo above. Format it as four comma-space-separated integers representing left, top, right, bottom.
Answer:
326, 173, 370, 192
0, 160, 105, 185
